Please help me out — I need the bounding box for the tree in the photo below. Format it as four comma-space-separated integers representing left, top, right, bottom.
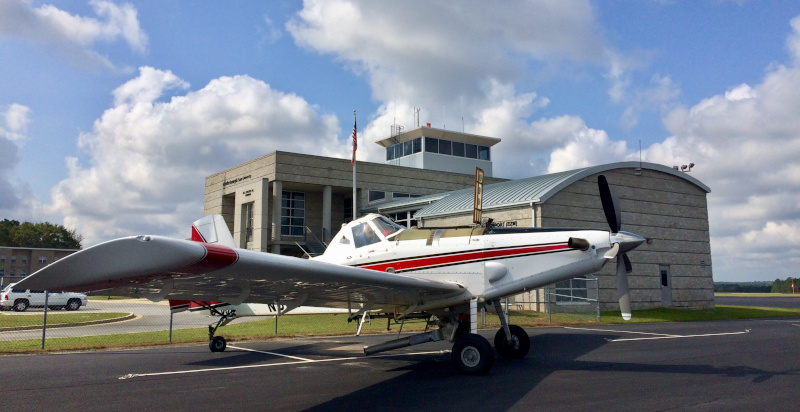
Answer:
770, 277, 796, 294
0, 219, 82, 249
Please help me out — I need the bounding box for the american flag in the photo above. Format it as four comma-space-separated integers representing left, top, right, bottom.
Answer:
350, 118, 357, 165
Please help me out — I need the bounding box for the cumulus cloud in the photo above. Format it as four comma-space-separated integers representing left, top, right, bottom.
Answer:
0, 104, 30, 210
634, 20, 800, 280
287, 0, 623, 177
0, 0, 147, 68
48, 67, 341, 244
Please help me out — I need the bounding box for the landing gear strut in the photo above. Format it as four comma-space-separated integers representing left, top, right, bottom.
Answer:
361, 298, 530, 374
194, 301, 237, 353
492, 299, 530, 359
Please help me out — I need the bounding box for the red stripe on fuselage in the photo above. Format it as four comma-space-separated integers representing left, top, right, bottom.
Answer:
360, 243, 570, 272
182, 243, 239, 274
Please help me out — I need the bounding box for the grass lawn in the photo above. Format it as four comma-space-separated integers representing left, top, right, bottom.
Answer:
714, 292, 800, 297
2, 305, 799, 354
0, 312, 130, 328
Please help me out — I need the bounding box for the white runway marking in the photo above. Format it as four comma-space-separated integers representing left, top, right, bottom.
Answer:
562, 326, 750, 342
118, 349, 449, 380
228, 345, 314, 361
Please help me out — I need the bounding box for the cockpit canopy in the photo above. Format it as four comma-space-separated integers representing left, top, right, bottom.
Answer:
323, 214, 406, 256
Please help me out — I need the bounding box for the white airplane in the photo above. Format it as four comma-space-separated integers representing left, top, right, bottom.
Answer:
16, 175, 643, 374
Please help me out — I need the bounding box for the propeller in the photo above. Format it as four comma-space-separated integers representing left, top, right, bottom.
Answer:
598, 175, 640, 321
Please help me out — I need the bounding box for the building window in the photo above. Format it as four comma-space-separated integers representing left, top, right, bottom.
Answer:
21, 256, 27, 263
11, 256, 16, 263
368, 190, 386, 203
344, 198, 353, 223
386, 137, 422, 161
244, 202, 254, 243
439, 139, 452, 155
281, 191, 305, 237
386, 211, 417, 228
555, 277, 589, 304
38, 256, 47, 264
452, 141, 465, 157
424, 137, 490, 161
425, 137, 439, 153
465, 144, 478, 159
478, 145, 490, 160
0, 255, 4, 262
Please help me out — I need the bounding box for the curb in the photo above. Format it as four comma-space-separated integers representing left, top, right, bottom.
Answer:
0, 313, 137, 332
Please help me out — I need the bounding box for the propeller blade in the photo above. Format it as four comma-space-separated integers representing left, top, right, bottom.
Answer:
598, 175, 621, 233
616, 257, 632, 320
622, 253, 632, 273
604, 243, 620, 259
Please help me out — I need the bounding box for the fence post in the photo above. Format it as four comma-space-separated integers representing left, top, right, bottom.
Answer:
595, 277, 601, 322
41, 291, 49, 349
169, 312, 173, 342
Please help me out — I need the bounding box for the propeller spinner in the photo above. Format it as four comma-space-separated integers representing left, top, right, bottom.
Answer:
598, 175, 645, 321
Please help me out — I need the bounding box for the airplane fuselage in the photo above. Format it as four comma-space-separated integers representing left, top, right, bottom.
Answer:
314, 216, 615, 313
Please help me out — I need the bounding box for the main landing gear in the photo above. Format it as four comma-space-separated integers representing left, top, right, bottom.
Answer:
363, 299, 530, 375
193, 301, 238, 352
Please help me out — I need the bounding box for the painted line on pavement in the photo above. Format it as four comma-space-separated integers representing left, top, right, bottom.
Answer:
227, 345, 314, 361
119, 349, 449, 380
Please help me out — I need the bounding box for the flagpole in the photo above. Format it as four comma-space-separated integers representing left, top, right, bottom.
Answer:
352, 110, 357, 222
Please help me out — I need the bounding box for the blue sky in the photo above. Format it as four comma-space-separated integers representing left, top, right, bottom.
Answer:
2, 0, 800, 282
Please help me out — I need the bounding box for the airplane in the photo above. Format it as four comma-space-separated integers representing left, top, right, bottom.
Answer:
15, 175, 644, 374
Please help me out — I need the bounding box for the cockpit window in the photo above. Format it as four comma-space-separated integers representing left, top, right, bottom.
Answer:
352, 222, 382, 248
373, 216, 405, 238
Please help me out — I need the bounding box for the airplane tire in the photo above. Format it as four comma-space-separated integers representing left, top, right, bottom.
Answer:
452, 333, 494, 375
494, 325, 530, 359
209, 336, 227, 352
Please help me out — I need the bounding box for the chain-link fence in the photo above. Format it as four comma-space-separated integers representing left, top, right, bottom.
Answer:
0, 295, 404, 353
2, 277, 601, 353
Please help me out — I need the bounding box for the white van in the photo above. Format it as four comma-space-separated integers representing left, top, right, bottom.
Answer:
0, 283, 87, 312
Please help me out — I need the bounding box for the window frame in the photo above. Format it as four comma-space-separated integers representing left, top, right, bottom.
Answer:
280, 191, 305, 237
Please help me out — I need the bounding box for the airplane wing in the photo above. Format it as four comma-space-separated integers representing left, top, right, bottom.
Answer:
15, 235, 465, 312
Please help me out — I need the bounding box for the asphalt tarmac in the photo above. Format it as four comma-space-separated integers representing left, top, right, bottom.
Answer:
715, 295, 800, 309
2, 318, 798, 411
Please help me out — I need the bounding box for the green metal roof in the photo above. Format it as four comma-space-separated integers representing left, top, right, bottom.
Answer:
410, 162, 711, 219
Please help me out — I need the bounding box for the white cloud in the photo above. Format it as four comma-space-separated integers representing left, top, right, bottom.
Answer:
1, 103, 31, 143
0, 0, 147, 67
788, 15, 800, 65
0, 104, 37, 212
636, 43, 800, 280
287, 0, 622, 177
48, 67, 341, 245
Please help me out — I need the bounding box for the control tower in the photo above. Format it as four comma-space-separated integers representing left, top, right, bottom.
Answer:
375, 126, 501, 177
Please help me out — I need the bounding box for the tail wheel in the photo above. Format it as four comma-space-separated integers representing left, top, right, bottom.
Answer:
494, 325, 530, 359
451, 333, 494, 375
209, 336, 227, 352
13, 299, 29, 312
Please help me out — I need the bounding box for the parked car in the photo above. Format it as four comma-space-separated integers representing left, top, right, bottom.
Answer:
0, 283, 87, 312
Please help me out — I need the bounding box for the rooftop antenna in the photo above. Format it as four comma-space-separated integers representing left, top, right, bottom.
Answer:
461, 96, 464, 133
635, 139, 642, 176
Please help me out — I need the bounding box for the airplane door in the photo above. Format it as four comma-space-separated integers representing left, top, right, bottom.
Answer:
659, 265, 672, 307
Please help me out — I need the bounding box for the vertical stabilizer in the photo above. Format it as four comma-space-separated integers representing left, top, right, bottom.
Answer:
191, 215, 237, 248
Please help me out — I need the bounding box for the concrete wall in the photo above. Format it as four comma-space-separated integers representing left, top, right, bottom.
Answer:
408, 167, 713, 312
540, 168, 713, 311
204, 151, 504, 253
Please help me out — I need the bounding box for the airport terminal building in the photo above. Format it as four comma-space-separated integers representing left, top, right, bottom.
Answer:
204, 126, 714, 312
